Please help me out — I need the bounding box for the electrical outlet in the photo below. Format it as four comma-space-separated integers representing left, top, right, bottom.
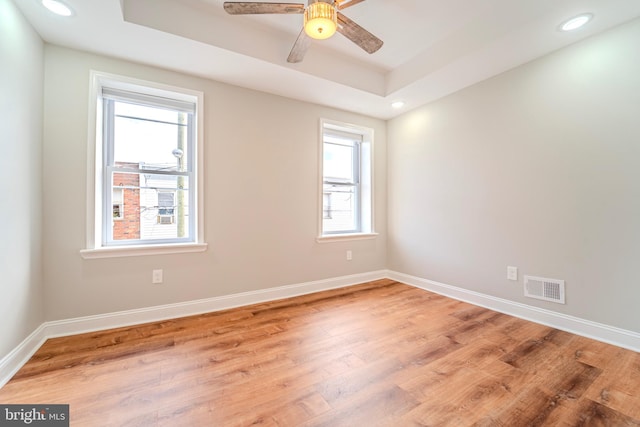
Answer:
152, 269, 163, 284
507, 266, 518, 281
346, 250, 352, 261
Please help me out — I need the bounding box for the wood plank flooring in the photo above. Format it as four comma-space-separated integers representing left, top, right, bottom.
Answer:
1, 279, 639, 426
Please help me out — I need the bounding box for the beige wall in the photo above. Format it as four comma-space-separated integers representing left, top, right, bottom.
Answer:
388, 18, 640, 332
0, 0, 44, 357
42, 45, 387, 321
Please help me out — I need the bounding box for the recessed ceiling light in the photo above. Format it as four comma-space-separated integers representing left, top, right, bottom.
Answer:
560, 14, 592, 32
42, 0, 73, 17
391, 101, 405, 109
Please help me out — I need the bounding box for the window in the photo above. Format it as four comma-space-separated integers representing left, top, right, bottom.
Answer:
157, 191, 175, 224
319, 119, 375, 240
81, 72, 206, 258
323, 193, 332, 219
112, 188, 124, 220
103, 88, 193, 245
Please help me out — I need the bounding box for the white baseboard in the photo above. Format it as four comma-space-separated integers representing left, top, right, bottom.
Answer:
388, 270, 640, 353
0, 270, 387, 388
43, 270, 388, 339
0, 324, 48, 390
4, 269, 639, 389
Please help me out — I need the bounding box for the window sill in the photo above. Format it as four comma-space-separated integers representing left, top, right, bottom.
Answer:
316, 233, 378, 243
80, 242, 208, 259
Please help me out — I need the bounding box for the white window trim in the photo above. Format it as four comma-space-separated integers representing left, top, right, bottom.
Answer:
316, 233, 378, 243
317, 118, 377, 242
81, 70, 207, 259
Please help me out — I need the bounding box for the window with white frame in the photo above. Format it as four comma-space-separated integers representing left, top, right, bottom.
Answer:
82, 72, 205, 256
320, 120, 374, 238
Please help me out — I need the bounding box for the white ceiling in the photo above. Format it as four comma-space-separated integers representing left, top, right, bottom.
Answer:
16, 0, 640, 119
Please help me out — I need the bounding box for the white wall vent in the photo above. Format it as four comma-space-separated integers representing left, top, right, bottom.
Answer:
524, 275, 565, 304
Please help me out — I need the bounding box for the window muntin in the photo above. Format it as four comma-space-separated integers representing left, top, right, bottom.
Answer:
102, 86, 196, 246
320, 121, 373, 237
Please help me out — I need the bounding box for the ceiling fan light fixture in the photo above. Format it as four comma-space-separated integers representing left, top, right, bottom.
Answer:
304, 2, 337, 40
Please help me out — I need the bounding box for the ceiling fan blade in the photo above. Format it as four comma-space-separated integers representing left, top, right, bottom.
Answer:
223, 2, 305, 15
336, 12, 383, 54
287, 28, 312, 63
336, 0, 366, 10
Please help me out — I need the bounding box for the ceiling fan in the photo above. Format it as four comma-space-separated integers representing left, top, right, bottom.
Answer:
223, 0, 383, 63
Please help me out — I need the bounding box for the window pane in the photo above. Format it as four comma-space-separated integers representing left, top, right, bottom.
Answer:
322, 184, 357, 233
113, 204, 123, 220
112, 188, 124, 220
323, 142, 354, 182
112, 187, 124, 204
113, 101, 189, 173
111, 172, 190, 241
157, 192, 175, 216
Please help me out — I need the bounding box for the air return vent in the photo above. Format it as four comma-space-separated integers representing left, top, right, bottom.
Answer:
524, 275, 565, 304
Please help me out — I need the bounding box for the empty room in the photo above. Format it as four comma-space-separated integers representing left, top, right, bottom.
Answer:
1, 0, 639, 425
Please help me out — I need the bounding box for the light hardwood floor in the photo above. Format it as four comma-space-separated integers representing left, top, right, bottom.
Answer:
1, 279, 639, 426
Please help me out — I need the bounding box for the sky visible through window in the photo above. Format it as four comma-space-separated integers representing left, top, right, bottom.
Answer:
114, 102, 187, 171
323, 141, 354, 181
